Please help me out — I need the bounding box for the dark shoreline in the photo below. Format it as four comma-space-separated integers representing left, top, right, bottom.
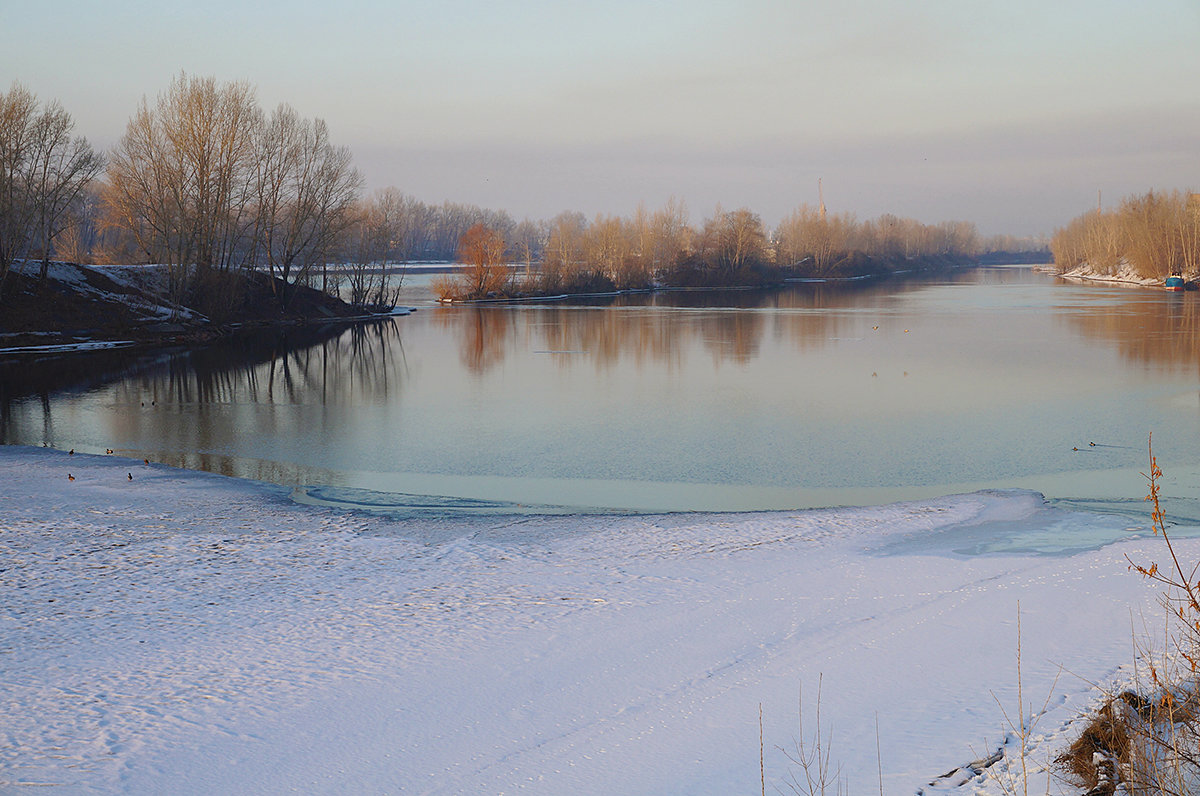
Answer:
0, 262, 408, 358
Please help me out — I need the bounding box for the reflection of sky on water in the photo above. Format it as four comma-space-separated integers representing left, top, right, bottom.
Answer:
5, 266, 1200, 513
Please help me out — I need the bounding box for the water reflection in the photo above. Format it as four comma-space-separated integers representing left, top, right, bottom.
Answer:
8, 267, 1200, 514
697, 311, 765, 364
438, 277, 951, 374
438, 308, 512, 374
1, 320, 404, 457
1066, 290, 1200, 374
112, 320, 405, 407
540, 307, 682, 371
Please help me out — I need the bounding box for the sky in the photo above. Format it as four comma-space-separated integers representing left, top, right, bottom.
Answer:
3, 0, 1199, 236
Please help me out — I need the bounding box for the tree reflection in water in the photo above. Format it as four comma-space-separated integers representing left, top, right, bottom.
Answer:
437, 307, 512, 375
1, 319, 406, 477
437, 281, 927, 372
1066, 290, 1200, 375
9, 268, 1200, 507
433, 272, 1200, 383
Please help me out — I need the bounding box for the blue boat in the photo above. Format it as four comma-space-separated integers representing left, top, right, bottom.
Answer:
1166, 275, 1185, 291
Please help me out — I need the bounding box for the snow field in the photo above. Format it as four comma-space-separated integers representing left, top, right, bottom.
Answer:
0, 445, 1188, 794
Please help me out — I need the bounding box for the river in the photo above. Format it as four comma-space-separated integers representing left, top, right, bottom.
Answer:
5, 264, 1200, 522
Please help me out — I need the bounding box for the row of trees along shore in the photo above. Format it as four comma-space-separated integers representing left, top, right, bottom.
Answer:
1, 75, 1044, 313
1050, 190, 1200, 280
435, 205, 1002, 301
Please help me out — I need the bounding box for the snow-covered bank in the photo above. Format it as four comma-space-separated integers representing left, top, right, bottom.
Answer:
0, 446, 1188, 794
0, 261, 401, 355
1054, 264, 1163, 288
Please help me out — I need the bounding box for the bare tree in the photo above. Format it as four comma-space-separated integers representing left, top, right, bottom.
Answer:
649, 197, 691, 271
775, 205, 853, 273
252, 104, 362, 301
454, 223, 509, 298
0, 83, 104, 294
342, 199, 383, 308
104, 75, 362, 309
28, 101, 105, 279
0, 83, 41, 292
105, 73, 260, 303
508, 218, 544, 283
1123, 190, 1186, 279
341, 188, 406, 310
53, 185, 100, 265
583, 213, 629, 287
1081, 210, 1123, 274
699, 206, 768, 280
541, 211, 587, 292
932, 220, 980, 257
1051, 190, 1200, 279
1181, 194, 1200, 277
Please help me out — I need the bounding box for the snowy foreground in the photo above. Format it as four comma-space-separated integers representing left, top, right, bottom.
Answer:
1, 446, 1192, 795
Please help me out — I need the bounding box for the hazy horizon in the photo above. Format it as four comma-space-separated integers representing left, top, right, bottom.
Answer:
3, 0, 1199, 236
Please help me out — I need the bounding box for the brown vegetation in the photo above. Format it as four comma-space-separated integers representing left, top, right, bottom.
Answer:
1050, 190, 1200, 280
5, 77, 1046, 317
103, 73, 362, 308
1054, 439, 1200, 793
340, 188, 408, 310
433, 199, 989, 301
433, 223, 511, 300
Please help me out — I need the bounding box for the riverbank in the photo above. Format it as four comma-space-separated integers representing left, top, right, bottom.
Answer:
438, 252, 981, 304
0, 443, 1183, 794
1050, 263, 1165, 288
0, 261, 405, 356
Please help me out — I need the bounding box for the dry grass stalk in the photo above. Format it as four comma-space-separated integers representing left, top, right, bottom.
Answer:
1057, 435, 1200, 793
779, 675, 847, 796
989, 603, 1061, 796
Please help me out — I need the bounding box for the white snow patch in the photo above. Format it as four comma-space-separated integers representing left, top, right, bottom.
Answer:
0, 446, 1187, 794
1058, 263, 1162, 287
0, 340, 137, 355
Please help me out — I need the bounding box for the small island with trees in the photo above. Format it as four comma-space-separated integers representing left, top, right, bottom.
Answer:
433, 204, 994, 303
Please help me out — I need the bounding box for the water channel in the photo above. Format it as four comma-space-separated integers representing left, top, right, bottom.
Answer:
5, 264, 1200, 520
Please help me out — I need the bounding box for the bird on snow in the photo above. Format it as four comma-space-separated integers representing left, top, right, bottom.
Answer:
68, 449, 74, 455
106, 449, 113, 455
68, 473, 75, 481
127, 473, 133, 481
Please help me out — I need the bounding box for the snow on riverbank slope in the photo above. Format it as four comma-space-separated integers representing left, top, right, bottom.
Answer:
1, 445, 1188, 794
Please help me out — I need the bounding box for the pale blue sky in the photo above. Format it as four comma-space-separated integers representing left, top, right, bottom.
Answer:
3, 0, 1198, 235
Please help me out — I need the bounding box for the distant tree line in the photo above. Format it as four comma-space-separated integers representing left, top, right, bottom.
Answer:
434, 203, 1007, 300
1050, 190, 1200, 280
1, 75, 1048, 310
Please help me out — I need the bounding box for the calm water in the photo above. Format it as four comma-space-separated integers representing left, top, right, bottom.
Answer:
5, 265, 1200, 516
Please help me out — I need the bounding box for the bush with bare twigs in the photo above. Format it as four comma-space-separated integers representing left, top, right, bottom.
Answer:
1056, 435, 1200, 794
